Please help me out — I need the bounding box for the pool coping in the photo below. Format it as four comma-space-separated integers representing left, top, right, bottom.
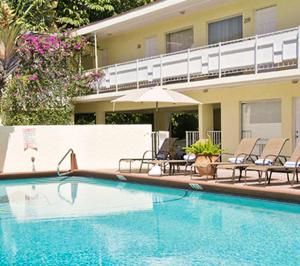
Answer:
1, 169, 300, 204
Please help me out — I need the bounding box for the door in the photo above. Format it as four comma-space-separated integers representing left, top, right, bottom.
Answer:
294, 98, 300, 146
255, 6, 276, 35
145, 36, 157, 57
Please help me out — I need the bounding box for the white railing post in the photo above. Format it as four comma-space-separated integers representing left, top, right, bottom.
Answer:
187, 49, 191, 82
218, 42, 222, 78
136, 59, 139, 89
254, 35, 258, 74
94, 32, 100, 93
298, 26, 300, 68
186, 131, 200, 147
207, 131, 222, 146
115, 64, 118, 91
160, 54, 163, 86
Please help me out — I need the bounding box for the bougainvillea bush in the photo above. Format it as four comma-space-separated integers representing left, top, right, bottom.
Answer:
1, 32, 100, 125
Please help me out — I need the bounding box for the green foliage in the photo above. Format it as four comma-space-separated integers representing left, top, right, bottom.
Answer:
185, 138, 222, 156
105, 112, 154, 125
4, 0, 156, 30
171, 112, 198, 139
75, 113, 96, 124
4, 0, 58, 32
1, 33, 98, 125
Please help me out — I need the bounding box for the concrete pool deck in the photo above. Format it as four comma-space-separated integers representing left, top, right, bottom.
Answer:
1, 168, 300, 203
72, 168, 300, 204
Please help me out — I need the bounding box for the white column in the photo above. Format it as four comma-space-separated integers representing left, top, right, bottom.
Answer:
298, 26, 300, 68
94, 32, 99, 93
94, 32, 99, 70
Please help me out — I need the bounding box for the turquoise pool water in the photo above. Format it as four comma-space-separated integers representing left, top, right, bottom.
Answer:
0, 176, 300, 265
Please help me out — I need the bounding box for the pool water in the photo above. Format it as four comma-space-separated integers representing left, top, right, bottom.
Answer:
0, 176, 300, 266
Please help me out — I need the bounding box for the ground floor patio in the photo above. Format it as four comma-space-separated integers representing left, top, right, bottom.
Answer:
75, 79, 300, 155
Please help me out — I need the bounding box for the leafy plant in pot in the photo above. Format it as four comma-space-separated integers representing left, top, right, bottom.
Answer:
185, 138, 223, 176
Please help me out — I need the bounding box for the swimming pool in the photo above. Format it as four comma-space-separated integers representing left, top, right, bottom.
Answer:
0, 176, 299, 265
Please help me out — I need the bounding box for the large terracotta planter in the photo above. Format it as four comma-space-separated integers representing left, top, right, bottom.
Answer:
195, 154, 219, 177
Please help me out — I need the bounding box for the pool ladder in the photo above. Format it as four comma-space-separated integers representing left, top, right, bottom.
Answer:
57, 148, 78, 176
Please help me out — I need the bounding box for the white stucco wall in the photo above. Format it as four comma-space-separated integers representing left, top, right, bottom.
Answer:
0, 125, 152, 173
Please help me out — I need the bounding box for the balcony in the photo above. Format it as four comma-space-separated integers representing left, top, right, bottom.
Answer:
89, 27, 300, 94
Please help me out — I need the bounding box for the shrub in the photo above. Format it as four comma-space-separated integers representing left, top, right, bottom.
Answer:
1, 32, 100, 125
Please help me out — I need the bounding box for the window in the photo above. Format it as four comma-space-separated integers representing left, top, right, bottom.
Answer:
166, 28, 194, 53
241, 100, 281, 139
208, 16, 243, 45
75, 113, 96, 125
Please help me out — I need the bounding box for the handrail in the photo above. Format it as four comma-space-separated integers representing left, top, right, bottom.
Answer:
57, 148, 74, 176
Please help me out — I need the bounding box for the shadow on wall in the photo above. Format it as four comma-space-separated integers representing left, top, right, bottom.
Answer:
0, 127, 14, 172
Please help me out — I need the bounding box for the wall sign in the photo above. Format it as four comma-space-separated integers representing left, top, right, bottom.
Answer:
23, 128, 38, 151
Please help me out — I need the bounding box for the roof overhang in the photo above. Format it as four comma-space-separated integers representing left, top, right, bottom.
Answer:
76, 0, 228, 38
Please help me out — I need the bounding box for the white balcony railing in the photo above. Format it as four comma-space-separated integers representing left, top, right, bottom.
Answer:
185, 131, 222, 147
89, 27, 300, 93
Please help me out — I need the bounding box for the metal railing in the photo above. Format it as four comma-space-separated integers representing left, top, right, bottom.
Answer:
185, 131, 200, 147
186, 130, 222, 147
207, 130, 222, 146
57, 148, 75, 176
87, 26, 300, 93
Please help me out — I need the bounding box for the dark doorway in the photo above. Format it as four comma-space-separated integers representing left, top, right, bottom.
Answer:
213, 107, 221, 131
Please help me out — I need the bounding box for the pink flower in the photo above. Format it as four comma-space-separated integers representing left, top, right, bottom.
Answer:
28, 74, 39, 81
74, 43, 81, 50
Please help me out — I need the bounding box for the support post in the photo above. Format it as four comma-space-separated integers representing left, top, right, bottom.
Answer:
187, 49, 191, 82
218, 42, 222, 78
298, 26, 300, 68
136, 59, 139, 89
115, 64, 118, 91
255, 35, 258, 74
94, 32, 99, 70
94, 32, 99, 93
160, 54, 163, 86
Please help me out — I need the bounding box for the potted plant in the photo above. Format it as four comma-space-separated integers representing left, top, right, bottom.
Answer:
185, 138, 223, 176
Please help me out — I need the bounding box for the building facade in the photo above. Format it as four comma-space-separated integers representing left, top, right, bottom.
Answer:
75, 0, 300, 154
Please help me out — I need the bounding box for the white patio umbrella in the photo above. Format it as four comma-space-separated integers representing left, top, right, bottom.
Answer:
111, 87, 200, 110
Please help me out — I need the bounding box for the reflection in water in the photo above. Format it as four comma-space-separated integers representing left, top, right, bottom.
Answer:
0, 177, 300, 265
3, 178, 153, 221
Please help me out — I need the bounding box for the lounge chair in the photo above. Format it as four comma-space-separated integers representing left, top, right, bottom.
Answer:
217, 138, 288, 182
264, 141, 300, 185
118, 138, 177, 173
199, 138, 259, 180
243, 138, 289, 184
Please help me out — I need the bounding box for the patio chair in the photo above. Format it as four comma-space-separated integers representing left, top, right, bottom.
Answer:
243, 138, 289, 184
118, 138, 177, 173
193, 138, 259, 180
264, 141, 300, 185
217, 138, 288, 182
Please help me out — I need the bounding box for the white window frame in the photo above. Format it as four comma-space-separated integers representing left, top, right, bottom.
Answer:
207, 14, 243, 45
165, 26, 194, 53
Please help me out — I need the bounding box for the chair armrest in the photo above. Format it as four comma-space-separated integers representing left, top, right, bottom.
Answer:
142, 150, 154, 160
262, 154, 278, 165
221, 152, 234, 156
250, 154, 259, 162
294, 156, 300, 168
218, 152, 234, 162
278, 155, 289, 161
